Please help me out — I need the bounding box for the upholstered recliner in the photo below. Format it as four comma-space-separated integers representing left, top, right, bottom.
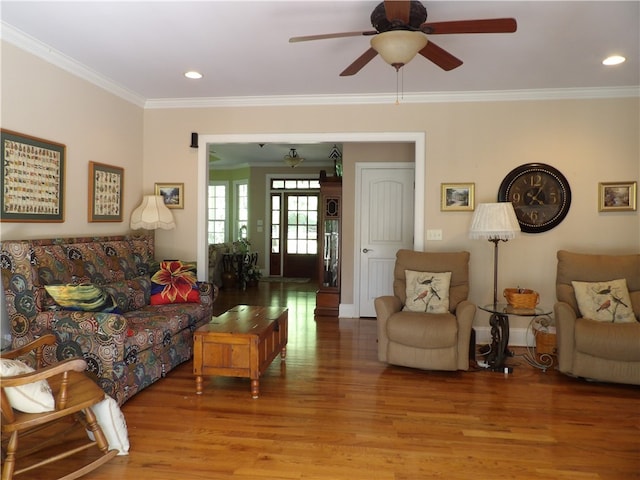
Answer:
554, 250, 640, 386
374, 250, 476, 371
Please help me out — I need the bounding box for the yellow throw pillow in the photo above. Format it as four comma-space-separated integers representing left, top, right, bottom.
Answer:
44, 283, 116, 312
572, 278, 636, 323
403, 271, 451, 313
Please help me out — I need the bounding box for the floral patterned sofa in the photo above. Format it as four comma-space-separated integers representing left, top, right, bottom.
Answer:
0, 235, 216, 405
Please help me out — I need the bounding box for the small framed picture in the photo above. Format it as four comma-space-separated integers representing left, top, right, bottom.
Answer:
155, 182, 184, 209
598, 181, 637, 212
88, 161, 123, 222
441, 183, 475, 211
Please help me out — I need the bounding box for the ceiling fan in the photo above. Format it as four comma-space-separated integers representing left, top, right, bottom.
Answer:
289, 0, 517, 76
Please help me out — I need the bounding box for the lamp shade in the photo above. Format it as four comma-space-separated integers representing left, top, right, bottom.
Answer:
130, 195, 175, 230
370, 31, 428, 69
468, 202, 520, 240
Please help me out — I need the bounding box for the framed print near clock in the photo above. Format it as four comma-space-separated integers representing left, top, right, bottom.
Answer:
498, 163, 571, 233
598, 181, 637, 212
441, 183, 475, 211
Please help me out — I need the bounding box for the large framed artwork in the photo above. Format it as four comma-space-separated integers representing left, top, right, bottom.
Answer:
1, 129, 66, 222
88, 161, 124, 222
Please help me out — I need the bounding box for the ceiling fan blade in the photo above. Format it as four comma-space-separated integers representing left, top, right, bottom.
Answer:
384, 0, 410, 23
419, 42, 463, 71
340, 48, 379, 76
289, 31, 376, 43
421, 18, 517, 35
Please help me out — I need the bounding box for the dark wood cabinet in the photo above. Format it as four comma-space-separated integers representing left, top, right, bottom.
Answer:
315, 174, 341, 317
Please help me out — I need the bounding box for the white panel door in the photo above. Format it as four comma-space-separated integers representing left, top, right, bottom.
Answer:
358, 166, 415, 317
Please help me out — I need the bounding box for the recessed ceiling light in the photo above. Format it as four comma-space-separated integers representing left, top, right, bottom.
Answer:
602, 55, 626, 66
184, 71, 203, 79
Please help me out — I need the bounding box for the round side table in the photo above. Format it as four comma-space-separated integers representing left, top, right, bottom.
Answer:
478, 303, 552, 373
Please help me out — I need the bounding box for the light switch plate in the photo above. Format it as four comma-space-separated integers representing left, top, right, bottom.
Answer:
426, 229, 443, 241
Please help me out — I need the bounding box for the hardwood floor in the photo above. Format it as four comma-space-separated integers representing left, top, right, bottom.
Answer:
13, 281, 640, 479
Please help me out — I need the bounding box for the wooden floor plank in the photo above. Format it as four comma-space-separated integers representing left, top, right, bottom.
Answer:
10, 281, 639, 479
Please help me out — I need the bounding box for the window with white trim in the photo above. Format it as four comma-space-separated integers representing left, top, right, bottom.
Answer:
235, 181, 248, 240
207, 183, 227, 244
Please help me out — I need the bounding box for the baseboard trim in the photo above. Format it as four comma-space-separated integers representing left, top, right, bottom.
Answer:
474, 326, 535, 347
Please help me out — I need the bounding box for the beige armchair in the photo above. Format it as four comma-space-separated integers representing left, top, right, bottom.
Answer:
554, 250, 640, 386
375, 250, 476, 371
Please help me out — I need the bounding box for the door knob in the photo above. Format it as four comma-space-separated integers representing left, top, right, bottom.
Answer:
362, 248, 373, 253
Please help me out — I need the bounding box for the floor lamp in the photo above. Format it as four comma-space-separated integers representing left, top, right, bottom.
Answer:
468, 202, 521, 306
130, 195, 176, 234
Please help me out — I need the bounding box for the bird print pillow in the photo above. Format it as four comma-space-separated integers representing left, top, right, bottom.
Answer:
571, 278, 636, 323
403, 271, 451, 314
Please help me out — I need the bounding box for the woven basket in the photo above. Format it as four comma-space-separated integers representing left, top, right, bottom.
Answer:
503, 288, 539, 309
534, 329, 557, 355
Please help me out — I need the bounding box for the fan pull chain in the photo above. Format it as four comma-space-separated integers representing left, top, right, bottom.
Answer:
396, 70, 399, 104
395, 68, 405, 105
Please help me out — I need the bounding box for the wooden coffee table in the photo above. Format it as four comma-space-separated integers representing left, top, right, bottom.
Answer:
193, 305, 288, 398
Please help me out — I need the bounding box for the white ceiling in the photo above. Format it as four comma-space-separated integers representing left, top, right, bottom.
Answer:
1, 1, 638, 106
1, 1, 637, 167
210, 142, 341, 168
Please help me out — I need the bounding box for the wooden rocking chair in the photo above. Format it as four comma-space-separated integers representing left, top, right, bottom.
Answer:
1, 334, 118, 479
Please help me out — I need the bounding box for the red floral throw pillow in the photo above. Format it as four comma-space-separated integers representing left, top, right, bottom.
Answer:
150, 261, 199, 305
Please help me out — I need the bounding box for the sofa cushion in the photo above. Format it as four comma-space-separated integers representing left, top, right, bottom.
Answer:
572, 278, 636, 323
103, 276, 151, 313
575, 318, 640, 362
0, 358, 55, 413
150, 261, 199, 305
33, 242, 140, 287
387, 311, 458, 349
124, 302, 209, 353
403, 270, 451, 313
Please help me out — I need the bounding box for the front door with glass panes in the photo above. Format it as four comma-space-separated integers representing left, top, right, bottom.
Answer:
269, 179, 319, 279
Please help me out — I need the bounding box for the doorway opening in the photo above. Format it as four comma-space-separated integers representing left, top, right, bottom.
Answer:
197, 132, 426, 318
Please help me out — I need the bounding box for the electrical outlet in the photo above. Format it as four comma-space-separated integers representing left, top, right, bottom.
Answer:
426, 229, 443, 241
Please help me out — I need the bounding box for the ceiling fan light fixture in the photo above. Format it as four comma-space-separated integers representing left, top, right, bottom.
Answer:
370, 30, 428, 70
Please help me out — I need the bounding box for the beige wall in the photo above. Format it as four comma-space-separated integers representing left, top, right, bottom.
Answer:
144, 100, 639, 319
3, 42, 639, 333
1, 42, 144, 240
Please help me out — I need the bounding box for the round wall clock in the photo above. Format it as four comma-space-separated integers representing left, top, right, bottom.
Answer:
498, 163, 571, 233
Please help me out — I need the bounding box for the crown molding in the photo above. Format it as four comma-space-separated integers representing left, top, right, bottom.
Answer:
3, 22, 638, 111
1, 22, 147, 108
144, 86, 639, 109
